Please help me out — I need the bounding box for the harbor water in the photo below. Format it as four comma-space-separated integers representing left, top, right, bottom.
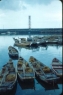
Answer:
0, 35, 62, 95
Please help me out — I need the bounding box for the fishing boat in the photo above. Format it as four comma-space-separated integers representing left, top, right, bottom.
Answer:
27, 32, 32, 41
13, 37, 31, 47
29, 56, 59, 84
51, 58, 63, 77
14, 42, 31, 47
13, 38, 19, 45
8, 46, 19, 58
17, 56, 35, 82
0, 59, 17, 94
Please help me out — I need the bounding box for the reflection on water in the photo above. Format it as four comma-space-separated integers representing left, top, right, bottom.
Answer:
9, 82, 17, 95
57, 78, 63, 84
18, 77, 35, 90
17, 46, 40, 52
36, 77, 59, 91
0, 82, 17, 95
0, 35, 62, 95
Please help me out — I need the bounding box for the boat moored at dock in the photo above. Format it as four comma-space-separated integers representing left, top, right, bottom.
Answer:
29, 56, 59, 84
17, 56, 35, 82
8, 46, 19, 58
0, 59, 17, 94
51, 58, 63, 78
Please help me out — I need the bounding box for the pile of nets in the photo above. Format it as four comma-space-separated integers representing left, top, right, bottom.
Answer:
6, 74, 16, 81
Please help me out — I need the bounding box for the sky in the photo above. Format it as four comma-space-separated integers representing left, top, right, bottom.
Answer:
0, 0, 62, 29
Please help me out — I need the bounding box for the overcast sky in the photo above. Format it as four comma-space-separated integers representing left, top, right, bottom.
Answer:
0, 0, 62, 29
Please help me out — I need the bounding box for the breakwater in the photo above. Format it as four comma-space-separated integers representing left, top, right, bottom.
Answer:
0, 28, 62, 35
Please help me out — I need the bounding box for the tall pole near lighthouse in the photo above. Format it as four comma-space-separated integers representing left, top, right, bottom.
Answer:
29, 15, 31, 29
28, 15, 32, 40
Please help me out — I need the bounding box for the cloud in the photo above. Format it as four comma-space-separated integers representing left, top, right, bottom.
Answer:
0, 0, 62, 28
0, 0, 21, 11
23, 0, 55, 5
0, 0, 56, 11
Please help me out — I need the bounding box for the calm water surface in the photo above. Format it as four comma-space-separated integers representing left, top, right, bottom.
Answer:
0, 35, 62, 95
